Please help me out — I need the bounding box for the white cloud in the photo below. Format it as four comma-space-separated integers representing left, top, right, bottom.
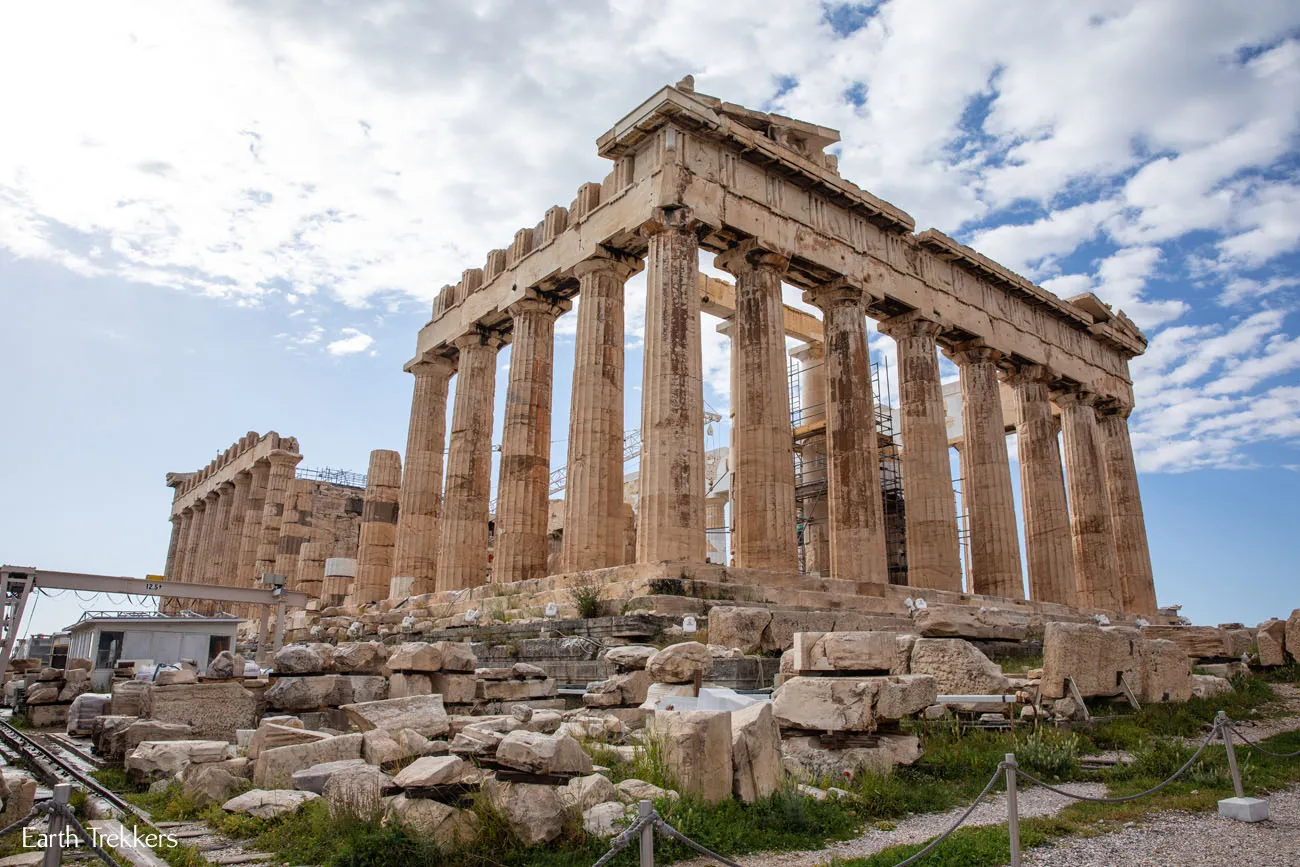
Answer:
326, 328, 374, 355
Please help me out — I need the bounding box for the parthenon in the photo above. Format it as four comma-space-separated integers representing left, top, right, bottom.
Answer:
390, 78, 1156, 617
159, 80, 1157, 624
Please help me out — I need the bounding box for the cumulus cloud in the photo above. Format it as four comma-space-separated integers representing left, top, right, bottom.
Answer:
326, 328, 374, 355
0, 0, 1297, 472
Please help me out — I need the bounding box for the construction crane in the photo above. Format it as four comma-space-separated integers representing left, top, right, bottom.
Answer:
0, 565, 309, 680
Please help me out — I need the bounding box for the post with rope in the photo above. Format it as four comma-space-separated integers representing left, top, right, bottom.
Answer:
1004, 753, 1021, 867
1216, 710, 1269, 822
638, 799, 654, 867
42, 783, 71, 867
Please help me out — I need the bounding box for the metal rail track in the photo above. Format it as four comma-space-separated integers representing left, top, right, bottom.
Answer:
0, 717, 158, 830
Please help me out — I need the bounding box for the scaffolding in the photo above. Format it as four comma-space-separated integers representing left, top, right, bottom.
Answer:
789, 356, 907, 582
297, 466, 367, 490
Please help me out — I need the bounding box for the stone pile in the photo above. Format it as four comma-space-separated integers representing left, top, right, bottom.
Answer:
20, 658, 93, 727
773, 632, 936, 780
143, 678, 258, 742
582, 645, 654, 722
263, 642, 390, 718
640, 641, 713, 709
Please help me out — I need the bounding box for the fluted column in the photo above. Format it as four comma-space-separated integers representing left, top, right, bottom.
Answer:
803, 279, 888, 584
1006, 365, 1076, 605
716, 239, 798, 571
637, 208, 707, 565
878, 313, 962, 592
562, 249, 642, 572
275, 479, 314, 589
495, 294, 570, 584
222, 472, 251, 587
1099, 407, 1158, 614
181, 501, 205, 583
948, 344, 1024, 599
195, 490, 223, 585
295, 541, 328, 603
236, 461, 270, 589
171, 509, 193, 581
791, 343, 831, 574
164, 515, 182, 579
1058, 391, 1123, 611
356, 450, 402, 604
437, 331, 503, 591
391, 356, 455, 599
208, 482, 236, 587
254, 450, 302, 581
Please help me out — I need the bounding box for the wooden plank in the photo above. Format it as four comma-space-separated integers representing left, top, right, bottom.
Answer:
1065, 677, 1091, 721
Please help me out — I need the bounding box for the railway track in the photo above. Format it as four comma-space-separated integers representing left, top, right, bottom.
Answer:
0, 717, 275, 867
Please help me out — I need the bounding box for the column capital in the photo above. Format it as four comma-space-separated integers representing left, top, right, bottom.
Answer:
451, 328, 506, 354
234, 469, 252, 483
789, 341, 825, 364
945, 341, 1006, 367
1053, 388, 1102, 408
191, 500, 206, 513
1098, 401, 1134, 419
876, 310, 943, 341
409, 354, 456, 379
203, 489, 221, 503
713, 237, 790, 277
1001, 362, 1053, 388
572, 246, 643, 282
216, 480, 236, 494
267, 449, 303, 469
639, 206, 707, 239
506, 291, 571, 321
803, 277, 869, 313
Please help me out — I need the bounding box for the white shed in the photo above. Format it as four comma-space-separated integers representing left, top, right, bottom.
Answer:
64, 611, 240, 687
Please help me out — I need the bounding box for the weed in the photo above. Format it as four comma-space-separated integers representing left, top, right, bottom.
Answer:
648, 578, 686, 596
1015, 730, 1082, 780
568, 574, 603, 619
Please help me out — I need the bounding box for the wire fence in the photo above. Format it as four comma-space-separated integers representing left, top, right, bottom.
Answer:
590, 710, 1285, 867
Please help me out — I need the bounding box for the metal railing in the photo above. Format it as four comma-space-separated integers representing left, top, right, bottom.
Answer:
590, 710, 1279, 867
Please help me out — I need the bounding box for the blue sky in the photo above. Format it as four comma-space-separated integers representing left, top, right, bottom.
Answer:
2, 1, 1297, 635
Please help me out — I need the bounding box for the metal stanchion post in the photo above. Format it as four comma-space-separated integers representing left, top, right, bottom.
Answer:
638, 800, 654, 867
1218, 711, 1245, 798
42, 783, 71, 867
1216, 710, 1269, 822
1004, 754, 1021, 867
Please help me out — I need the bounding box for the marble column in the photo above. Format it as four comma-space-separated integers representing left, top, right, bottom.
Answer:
171, 509, 193, 582
1099, 407, 1158, 614
295, 541, 328, 602
878, 313, 962, 592
495, 294, 569, 584
181, 501, 205, 583
1006, 365, 1076, 605
222, 472, 252, 587
791, 343, 831, 574
275, 479, 314, 590
716, 239, 798, 571
254, 450, 302, 581
164, 515, 183, 579
208, 482, 236, 586
637, 209, 707, 565
436, 331, 502, 591
562, 249, 642, 572
356, 450, 401, 604
949, 344, 1024, 599
236, 461, 270, 589
195, 490, 223, 585
1058, 391, 1123, 611
391, 356, 455, 599
803, 279, 888, 584
705, 495, 728, 564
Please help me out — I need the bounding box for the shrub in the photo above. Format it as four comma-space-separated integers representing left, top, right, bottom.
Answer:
567, 575, 602, 619
1016, 730, 1082, 780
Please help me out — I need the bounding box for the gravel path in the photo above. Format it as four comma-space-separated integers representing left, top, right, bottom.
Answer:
676, 782, 1108, 867
1021, 785, 1300, 866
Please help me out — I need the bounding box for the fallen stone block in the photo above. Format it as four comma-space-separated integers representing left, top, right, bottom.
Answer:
392, 755, 470, 789
615, 778, 678, 803
181, 765, 244, 808
707, 608, 772, 655
772, 675, 936, 731
223, 789, 319, 819
477, 678, 556, 702
430, 673, 478, 704
323, 764, 391, 818
254, 733, 364, 788
583, 801, 629, 837
908, 638, 1011, 698
1041, 622, 1141, 699
340, 695, 450, 738
495, 731, 592, 776
389, 673, 433, 699
653, 709, 732, 803
247, 723, 331, 760
291, 759, 369, 795
154, 669, 197, 686
731, 702, 781, 803
1192, 674, 1232, 699
273, 643, 332, 674
1140, 639, 1192, 703
265, 676, 339, 712
792, 631, 913, 674
562, 773, 617, 813
146, 682, 257, 742
123, 721, 193, 755
126, 740, 234, 780
483, 777, 565, 845
602, 645, 658, 672
645, 642, 711, 684
781, 731, 920, 780
383, 794, 479, 846
1257, 619, 1287, 667
332, 642, 389, 675
1142, 625, 1230, 660
911, 606, 1030, 641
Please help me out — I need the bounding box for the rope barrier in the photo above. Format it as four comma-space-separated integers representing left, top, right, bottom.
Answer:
590, 815, 653, 867
1015, 717, 1224, 804
63, 809, 124, 867
874, 764, 1006, 867
0, 803, 47, 839
1226, 722, 1300, 758
654, 817, 745, 867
